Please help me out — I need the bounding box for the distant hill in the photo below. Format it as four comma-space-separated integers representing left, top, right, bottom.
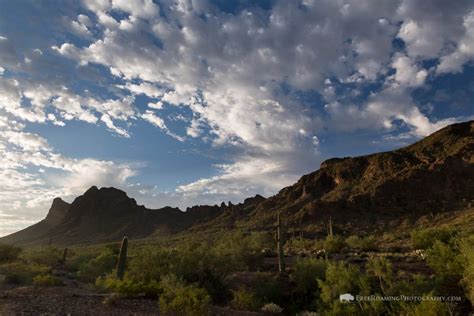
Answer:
2, 120, 473, 245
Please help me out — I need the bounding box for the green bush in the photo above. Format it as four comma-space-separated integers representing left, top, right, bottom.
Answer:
400, 298, 451, 316
366, 257, 393, 294
21, 246, 63, 267
231, 287, 260, 311
32, 274, 64, 286
426, 240, 463, 278
213, 231, 266, 272
459, 236, 474, 303
317, 261, 370, 314
77, 248, 117, 282
410, 228, 456, 250
291, 257, 326, 298
285, 237, 317, 256
0, 261, 50, 285
346, 235, 377, 251
320, 235, 346, 254
0, 243, 22, 263
158, 274, 210, 316
96, 274, 161, 296
252, 273, 284, 307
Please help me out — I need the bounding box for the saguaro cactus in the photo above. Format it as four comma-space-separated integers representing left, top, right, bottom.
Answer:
327, 216, 333, 237
116, 236, 128, 280
276, 213, 285, 274
62, 247, 68, 266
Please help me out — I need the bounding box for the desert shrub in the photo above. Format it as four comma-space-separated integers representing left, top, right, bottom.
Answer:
231, 287, 260, 311
366, 257, 393, 294
21, 246, 63, 267
97, 244, 228, 302
346, 235, 377, 251
0, 243, 22, 263
410, 228, 456, 250
252, 273, 284, 306
158, 274, 210, 316
96, 274, 161, 296
400, 298, 451, 316
32, 274, 64, 286
285, 237, 316, 255
459, 236, 474, 303
102, 293, 121, 306
213, 231, 266, 272
230, 274, 283, 311
77, 248, 117, 282
320, 235, 346, 253
317, 261, 370, 314
426, 240, 463, 278
0, 261, 50, 284
291, 257, 326, 309
261, 302, 283, 314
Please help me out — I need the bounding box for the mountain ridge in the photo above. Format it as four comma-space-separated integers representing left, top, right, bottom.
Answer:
2, 120, 473, 245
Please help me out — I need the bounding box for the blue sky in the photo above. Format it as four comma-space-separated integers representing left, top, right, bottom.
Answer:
0, 0, 473, 236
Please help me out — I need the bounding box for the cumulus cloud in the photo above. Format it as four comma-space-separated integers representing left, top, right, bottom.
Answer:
101, 113, 130, 137
48, 0, 474, 200
438, 11, 474, 73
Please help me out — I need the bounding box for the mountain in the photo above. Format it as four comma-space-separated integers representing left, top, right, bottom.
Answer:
242, 119, 474, 232
1, 120, 473, 245
1, 187, 225, 246
1, 198, 70, 245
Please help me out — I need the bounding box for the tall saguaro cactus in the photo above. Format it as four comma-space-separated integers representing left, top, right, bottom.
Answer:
276, 213, 285, 274
116, 236, 128, 280
327, 216, 333, 237
62, 248, 68, 266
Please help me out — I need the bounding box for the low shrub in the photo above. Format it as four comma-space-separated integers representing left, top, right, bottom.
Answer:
231, 287, 260, 311
77, 248, 117, 282
317, 261, 370, 314
32, 274, 64, 286
261, 302, 283, 314
426, 240, 463, 278
96, 274, 161, 297
0, 243, 22, 263
291, 257, 326, 301
410, 228, 456, 250
158, 274, 210, 316
21, 246, 63, 267
0, 261, 50, 285
346, 235, 377, 251
285, 237, 317, 256
459, 236, 474, 303
365, 257, 393, 294
320, 235, 346, 254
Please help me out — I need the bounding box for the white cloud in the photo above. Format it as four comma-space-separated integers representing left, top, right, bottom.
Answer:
71, 14, 92, 38
141, 110, 166, 129
2, 131, 50, 152
100, 113, 130, 137
438, 11, 474, 73
391, 53, 428, 87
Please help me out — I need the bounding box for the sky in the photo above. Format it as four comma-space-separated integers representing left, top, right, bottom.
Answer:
1, 0, 474, 236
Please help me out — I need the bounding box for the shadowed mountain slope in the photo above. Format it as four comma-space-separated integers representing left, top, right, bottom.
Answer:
239, 120, 474, 231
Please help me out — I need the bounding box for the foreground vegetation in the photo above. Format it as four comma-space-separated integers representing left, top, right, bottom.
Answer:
1, 225, 473, 315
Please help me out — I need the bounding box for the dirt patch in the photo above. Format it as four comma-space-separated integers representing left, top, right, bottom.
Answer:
0, 286, 160, 316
